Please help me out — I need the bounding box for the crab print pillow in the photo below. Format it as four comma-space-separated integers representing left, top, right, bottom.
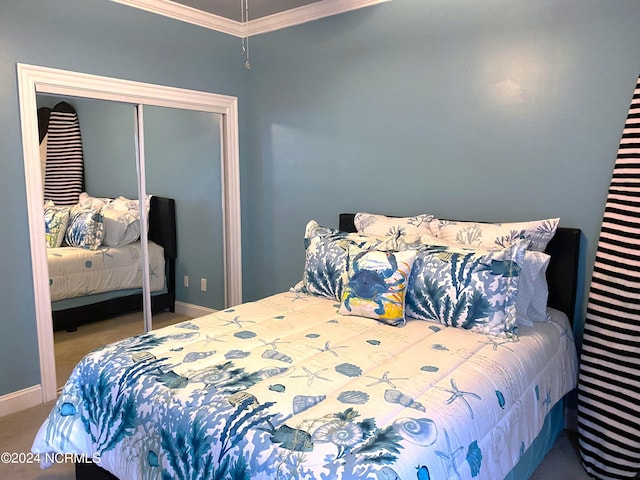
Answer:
339, 246, 418, 327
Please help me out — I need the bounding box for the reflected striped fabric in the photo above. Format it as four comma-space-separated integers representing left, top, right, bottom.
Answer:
44, 103, 84, 206
577, 77, 640, 480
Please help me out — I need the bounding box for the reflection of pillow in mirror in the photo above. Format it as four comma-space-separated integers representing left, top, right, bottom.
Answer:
78, 192, 112, 209
64, 206, 104, 250
102, 210, 140, 247
44, 201, 70, 248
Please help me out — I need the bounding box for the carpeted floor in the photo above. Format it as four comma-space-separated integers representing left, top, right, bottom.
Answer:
0, 311, 592, 480
53, 310, 190, 389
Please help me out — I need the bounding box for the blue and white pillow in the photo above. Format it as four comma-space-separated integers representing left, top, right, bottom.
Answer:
64, 205, 104, 250
339, 246, 417, 326
355, 212, 559, 252
433, 218, 559, 252
405, 241, 528, 338
293, 220, 424, 301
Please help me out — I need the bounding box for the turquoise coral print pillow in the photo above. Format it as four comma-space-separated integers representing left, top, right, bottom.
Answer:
44, 201, 70, 248
339, 246, 417, 326
405, 241, 527, 338
64, 205, 104, 250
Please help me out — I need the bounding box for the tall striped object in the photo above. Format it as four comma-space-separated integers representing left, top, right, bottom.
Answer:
577, 76, 640, 480
43, 102, 84, 206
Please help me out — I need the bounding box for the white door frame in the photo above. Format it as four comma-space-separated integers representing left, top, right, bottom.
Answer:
17, 63, 242, 402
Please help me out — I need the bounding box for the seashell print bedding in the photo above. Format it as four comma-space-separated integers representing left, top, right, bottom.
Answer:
32, 291, 578, 479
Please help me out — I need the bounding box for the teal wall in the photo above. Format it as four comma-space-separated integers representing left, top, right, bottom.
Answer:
241, 1, 640, 342
0, 0, 242, 395
2, 0, 640, 398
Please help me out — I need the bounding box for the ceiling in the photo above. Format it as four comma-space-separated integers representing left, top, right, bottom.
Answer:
112, 0, 391, 37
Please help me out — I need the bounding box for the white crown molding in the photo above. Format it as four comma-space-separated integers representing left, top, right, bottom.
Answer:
111, 0, 392, 37
247, 0, 392, 36
111, 0, 245, 36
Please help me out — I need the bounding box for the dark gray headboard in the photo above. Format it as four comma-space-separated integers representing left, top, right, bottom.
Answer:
338, 213, 581, 324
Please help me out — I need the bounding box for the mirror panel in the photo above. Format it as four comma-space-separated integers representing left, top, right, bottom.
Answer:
143, 106, 225, 328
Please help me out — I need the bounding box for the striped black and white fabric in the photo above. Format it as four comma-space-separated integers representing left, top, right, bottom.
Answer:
577, 76, 640, 480
43, 102, 84, 206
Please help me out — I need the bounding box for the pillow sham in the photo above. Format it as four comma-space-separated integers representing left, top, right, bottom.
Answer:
339, 246, 417, 326
515, 251, 551, 326
354, 212, 437, 237
355, 212, 559, 252
433, 218, 559, 252
293, 220, 425, 301
405, 241, 527, 339
44, 201, 70, 248
64, 205, 104, 250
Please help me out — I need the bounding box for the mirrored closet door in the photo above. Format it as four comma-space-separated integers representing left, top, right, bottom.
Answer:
19, 64, 241, 401
143, 105, 225, 330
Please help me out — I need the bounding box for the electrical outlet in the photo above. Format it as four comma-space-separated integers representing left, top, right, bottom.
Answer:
184, 275, 189, 288
200, 278, 207, 292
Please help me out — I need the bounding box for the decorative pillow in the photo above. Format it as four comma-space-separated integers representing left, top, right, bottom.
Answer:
64, 205, 104, 250
433, 218, 559, 252
415, 235, 551, 328
405, 241, 527, 338
44, 201, 70, 248
293, 220, 412, 301
339, 246, 417, 326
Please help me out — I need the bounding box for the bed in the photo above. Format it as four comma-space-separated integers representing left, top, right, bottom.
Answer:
49, 195, 177, 332
32, 212, 581, 480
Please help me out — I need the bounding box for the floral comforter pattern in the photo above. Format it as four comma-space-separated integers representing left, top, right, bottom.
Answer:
32, 292, 578, 480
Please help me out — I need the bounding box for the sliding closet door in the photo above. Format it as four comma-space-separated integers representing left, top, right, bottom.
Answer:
142, 105, 225, 328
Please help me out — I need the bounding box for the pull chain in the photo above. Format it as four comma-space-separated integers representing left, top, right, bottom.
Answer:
241, 0, 251, 69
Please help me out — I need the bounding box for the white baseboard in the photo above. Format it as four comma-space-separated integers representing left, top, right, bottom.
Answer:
175, 301, 217, 318
0, 385, 43, 417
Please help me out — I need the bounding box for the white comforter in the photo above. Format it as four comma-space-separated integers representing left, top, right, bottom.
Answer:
33, 292, 578, 480
47, 240, 165, 302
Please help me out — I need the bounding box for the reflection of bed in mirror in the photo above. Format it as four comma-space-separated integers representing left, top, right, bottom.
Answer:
49, 195, 176, 332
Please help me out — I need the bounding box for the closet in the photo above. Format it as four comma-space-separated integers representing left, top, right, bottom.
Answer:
18, 63, 241, 402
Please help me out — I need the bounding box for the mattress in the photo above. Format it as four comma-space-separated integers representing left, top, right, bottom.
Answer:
47, 240, 165, 302
32, 291, 578, 479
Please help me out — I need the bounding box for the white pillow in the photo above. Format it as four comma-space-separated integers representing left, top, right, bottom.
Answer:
514, 251, 551, 327
101, 209, 140, 247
